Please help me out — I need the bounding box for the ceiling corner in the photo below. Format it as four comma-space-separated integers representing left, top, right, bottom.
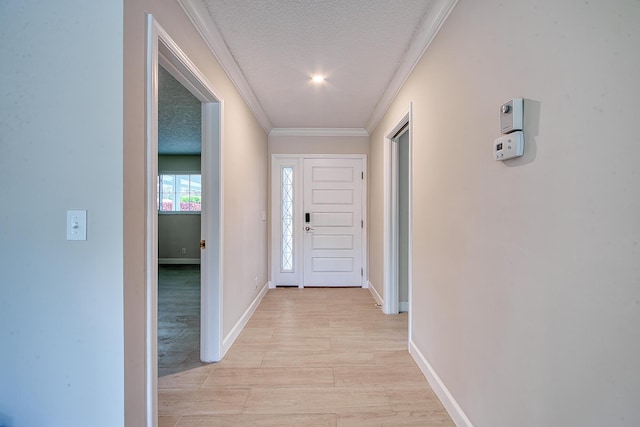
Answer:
177, 0, 273, 133
365, 0, 459, 134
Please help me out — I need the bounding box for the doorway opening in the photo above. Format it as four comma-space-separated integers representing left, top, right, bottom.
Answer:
146, 14, 224, 425
393, 125, 410, 313
383, 105, 413, 336
270, 155, 368, 288
157, 64, 205, 376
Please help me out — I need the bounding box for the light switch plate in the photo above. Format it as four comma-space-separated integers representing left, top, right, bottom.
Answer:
67, 210, 87, 240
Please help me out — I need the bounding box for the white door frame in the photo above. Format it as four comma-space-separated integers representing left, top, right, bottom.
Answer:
383, 105, 413, 328
270, 154, 368, 288
146, 15, 224, 426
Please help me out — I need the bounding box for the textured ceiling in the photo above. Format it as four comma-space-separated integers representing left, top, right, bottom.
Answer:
158, 65, 201, 155
198, 0, 440, 131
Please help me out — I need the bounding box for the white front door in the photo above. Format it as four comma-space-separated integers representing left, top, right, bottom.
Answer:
303, 158, 363, 286
271, 156, 365, 288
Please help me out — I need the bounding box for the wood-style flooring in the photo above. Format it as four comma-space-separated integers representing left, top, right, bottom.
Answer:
158, 287, 454, 426
158, 265, 207, 377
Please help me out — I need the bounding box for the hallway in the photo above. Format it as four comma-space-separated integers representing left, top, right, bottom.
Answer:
158, 287, 454, 426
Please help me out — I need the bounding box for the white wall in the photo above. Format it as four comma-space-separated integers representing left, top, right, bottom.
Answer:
124, 0, 268, 423
0, 1, 124, 427
370, 0, 640, 426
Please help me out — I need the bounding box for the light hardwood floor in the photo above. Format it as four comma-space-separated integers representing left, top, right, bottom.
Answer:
158, 265, 207, 377
158, 287, 454, 426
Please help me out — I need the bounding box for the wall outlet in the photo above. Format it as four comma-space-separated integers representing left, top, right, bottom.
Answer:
254, 277, 258, 289
181, 248, 187, 255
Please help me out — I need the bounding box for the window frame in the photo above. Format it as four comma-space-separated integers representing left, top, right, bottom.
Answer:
157, 172, 202, 214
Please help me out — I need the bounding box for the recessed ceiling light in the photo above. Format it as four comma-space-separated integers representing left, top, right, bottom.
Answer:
312, 75, 325, 83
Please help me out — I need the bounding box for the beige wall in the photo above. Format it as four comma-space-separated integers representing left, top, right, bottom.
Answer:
369, 0, 640, 425
124, 0, 268, 424
269, 134, 369, 155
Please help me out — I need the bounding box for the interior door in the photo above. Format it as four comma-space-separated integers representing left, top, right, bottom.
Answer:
303, 158, 363, 286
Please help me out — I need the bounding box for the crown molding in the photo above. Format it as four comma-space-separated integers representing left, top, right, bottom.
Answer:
177, 0, 457, 136
269, 128, 369, 137
177, 0, 273, 133
365, 0, 459, 134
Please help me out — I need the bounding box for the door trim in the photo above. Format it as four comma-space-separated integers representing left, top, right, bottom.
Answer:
146, 15, 224, 426
270, 154, 368, 288
383, 105, 413, 336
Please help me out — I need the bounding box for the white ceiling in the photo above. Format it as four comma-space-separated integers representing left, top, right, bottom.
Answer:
179, 0, 457, 134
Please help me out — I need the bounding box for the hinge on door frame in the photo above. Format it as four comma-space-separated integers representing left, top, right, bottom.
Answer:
361, 171, 364, 180
361, 220, 363, 228
361, 268, 363, 277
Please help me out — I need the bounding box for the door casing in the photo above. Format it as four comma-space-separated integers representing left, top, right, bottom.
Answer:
270, 154, 368, 289
145, 15, 224, 427
383, 105, 413, 337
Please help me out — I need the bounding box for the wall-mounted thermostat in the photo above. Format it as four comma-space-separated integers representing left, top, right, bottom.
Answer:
500, 98, 523, 134
494, 131, 524, 160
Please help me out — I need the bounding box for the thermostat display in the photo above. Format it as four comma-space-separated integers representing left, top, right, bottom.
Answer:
494, 131, 524, 161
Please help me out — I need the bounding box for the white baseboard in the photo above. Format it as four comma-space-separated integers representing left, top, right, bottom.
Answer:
409, 340, 474, 427
222, 281, 269, 356
367, 280, 383, 306
158, 258, 201, 265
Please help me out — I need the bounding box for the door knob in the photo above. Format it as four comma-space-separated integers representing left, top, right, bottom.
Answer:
305, 226, 314, 232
